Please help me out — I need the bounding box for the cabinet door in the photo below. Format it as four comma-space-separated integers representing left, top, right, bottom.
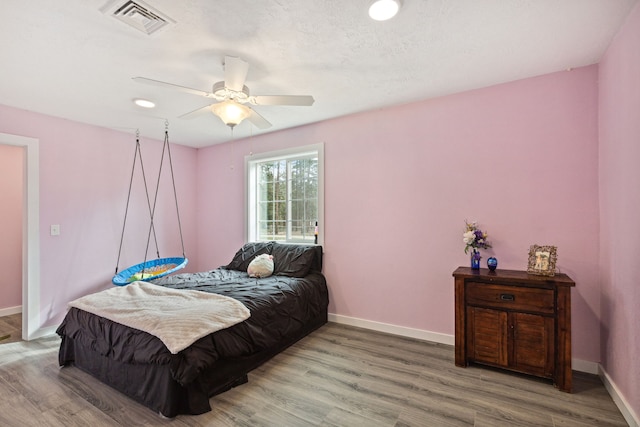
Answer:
510, 312, 555, 377
466, 306, 508, 367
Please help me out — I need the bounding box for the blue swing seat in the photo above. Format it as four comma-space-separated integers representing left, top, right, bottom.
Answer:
112, 257, 188, 286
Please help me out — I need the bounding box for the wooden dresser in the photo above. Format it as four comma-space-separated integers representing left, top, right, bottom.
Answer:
452, 267, 575, 392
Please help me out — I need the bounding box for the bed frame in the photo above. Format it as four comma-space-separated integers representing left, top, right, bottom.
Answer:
59, 310, 327, 417
58, 243, 328, 417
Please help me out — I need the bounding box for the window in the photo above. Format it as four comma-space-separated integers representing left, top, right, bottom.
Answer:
246, 143, 323, 245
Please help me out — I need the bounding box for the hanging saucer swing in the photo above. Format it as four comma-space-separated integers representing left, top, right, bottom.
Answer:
113, 256, 187, 285
113, 122, 188, 285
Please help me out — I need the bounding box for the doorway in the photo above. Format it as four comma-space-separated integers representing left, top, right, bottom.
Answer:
0, 133, 39, 340
0, 144, 22, 343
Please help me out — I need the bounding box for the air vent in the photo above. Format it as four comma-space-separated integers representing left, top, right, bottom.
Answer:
100, 0, 175, 35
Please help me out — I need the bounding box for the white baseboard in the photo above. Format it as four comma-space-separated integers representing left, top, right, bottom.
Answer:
30, 325, 58, 340
0, 305, 21, 317
572, 358, 599, 375
328, 313, 455, 345
328, 313, 599, 376
599, 365, 640, 427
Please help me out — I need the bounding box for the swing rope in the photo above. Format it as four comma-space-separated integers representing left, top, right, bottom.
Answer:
114, 123, 185, 278
115, 130, 160, 274
165, 127, 186, 258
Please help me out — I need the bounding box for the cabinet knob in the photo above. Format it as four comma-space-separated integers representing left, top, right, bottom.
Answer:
500, 293, 515, 301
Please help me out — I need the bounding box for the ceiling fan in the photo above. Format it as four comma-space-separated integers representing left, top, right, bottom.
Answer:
133, 56, 315, 129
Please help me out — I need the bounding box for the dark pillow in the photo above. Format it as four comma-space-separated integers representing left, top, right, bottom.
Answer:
271, 243, 317, 277
224, 242, 274, 271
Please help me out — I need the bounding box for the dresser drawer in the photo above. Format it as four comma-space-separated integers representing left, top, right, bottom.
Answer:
465, 282, 555, 314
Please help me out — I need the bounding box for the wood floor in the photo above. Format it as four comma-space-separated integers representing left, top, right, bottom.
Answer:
0, 312, 21, 344
0, 316, 628, 426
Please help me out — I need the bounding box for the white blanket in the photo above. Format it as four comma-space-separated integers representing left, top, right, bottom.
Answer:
68, 281, 251, 354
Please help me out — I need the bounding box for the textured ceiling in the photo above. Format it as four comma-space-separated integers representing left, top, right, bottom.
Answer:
0, 0, 637, 148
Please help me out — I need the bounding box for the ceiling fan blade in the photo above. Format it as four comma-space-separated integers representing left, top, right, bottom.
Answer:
246, 107, 272, 129
133, 77, 213, 98
224, 56, 249, 92
178, 104, 212, 119
250, 95, 315, 106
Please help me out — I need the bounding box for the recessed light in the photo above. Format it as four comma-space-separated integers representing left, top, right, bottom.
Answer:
368, 0, 401, 21
133, 98, 156, 108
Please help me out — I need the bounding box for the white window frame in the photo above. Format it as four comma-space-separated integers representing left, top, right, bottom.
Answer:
245, 143, 324, 245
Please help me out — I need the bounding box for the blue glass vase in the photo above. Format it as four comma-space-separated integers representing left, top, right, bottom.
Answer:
470, 249, 481, 269
487, 257, 498, 271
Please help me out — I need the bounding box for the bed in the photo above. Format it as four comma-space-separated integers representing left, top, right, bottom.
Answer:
56, 242, 328, 417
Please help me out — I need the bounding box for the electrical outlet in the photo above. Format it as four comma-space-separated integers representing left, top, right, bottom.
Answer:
50, 224, 60, 236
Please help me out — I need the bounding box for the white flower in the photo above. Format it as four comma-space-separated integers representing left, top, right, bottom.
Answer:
463, 231, 475, 245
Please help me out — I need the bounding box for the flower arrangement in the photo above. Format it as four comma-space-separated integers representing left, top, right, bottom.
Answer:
463, 220, 492, 254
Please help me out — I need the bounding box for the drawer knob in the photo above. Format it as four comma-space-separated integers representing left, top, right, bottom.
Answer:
500, 293, 515, 301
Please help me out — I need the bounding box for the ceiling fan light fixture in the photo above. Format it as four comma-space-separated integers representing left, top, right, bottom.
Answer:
211, 100, 251, 128
368, 0, 401, 21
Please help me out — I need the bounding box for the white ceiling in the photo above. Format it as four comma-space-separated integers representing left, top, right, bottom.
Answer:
0, 0, 637, 148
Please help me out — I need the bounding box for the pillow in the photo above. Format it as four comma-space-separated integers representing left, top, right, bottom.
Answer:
271, 243, 316, 277
224, 241, 273, 271
247, 254, 274, 278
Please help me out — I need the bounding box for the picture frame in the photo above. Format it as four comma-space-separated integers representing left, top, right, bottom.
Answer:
527, 245, 557, 276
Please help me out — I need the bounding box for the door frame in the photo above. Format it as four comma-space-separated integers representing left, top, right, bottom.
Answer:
0, 132, 39, 340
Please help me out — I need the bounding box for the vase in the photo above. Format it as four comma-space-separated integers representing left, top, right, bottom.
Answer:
487, 257, 498, 271
470, 249, 481, 270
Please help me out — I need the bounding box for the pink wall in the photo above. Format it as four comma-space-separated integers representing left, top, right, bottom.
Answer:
598, 2, 640, 420
0, 64, 606, 368
0, 144, 23, 309
0, 105, 199, 327
197, 66, 601, 362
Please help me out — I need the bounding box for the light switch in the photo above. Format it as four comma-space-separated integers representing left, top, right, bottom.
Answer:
50, 224, 60, 236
